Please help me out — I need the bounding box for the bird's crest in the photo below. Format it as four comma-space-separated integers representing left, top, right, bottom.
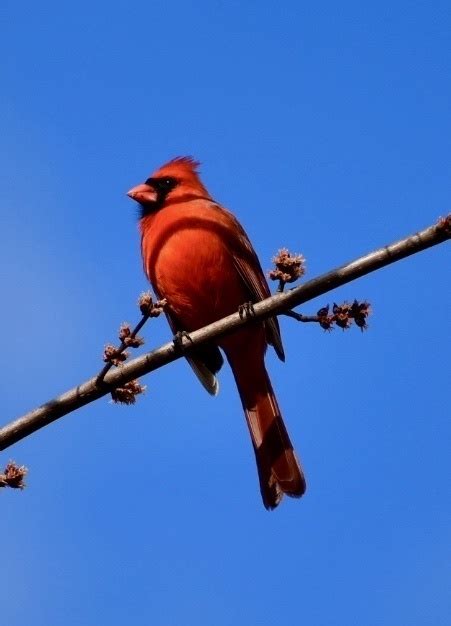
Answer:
150, 156, 209, 197
152, 156, 201, 178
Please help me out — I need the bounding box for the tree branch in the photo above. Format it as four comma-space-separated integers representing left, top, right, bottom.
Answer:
1, 216, 449, 452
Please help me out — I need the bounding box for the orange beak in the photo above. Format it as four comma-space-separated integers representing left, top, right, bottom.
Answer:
127, 183, 158, 204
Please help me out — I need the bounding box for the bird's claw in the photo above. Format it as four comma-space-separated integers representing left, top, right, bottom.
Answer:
238, 301, 256, 320
173, 330, 193, 352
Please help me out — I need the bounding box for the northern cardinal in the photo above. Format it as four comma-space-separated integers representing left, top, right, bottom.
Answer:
127, 157, 306, 508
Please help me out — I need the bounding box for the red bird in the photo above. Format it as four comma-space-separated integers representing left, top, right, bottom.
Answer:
127, 157, 306, 508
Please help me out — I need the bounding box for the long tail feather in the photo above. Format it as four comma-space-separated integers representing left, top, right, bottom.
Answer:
230, 356, 306, 509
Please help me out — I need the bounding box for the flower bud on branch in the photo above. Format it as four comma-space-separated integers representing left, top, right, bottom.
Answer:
138, 292, 167, 317
97, 292, 167, 402
103, 344, 129, 366
284, 300, 371, 331
119, 323, 145, 348
268, 249, 306, 291
111, 380, 146, 405
0, 461, 28, 489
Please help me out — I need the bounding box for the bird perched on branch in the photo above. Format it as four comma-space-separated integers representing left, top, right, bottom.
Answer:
127, 157, 305, 509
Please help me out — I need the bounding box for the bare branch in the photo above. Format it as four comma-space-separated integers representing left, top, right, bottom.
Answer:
0, 216, 449, 452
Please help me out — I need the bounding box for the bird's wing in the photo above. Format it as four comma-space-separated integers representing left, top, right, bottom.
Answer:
221, 208, 285, 362
146, 275, 224, 396
165, 310, 224, 396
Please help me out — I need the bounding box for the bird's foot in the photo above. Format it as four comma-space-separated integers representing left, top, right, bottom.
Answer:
173, 330, 193, 353
238, 301, 256, 320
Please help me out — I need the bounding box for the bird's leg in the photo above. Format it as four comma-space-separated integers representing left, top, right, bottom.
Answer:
172, 330, 193, 353
238, 301, 256, 320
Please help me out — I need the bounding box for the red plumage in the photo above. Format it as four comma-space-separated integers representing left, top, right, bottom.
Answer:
128, 157, 306, 508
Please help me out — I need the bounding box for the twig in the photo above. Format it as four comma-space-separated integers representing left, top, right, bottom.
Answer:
283, 300, 371, 331
97, 293, 167, 384
96, 315, 147, 383
0, 216, 449, 452
283, 311, 322, 322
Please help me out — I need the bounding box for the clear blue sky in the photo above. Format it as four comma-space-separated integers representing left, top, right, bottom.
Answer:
1, 1, 450, 624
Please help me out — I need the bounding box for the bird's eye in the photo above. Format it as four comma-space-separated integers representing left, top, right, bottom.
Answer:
160, 177, 176, 189
144, 177, 177, 192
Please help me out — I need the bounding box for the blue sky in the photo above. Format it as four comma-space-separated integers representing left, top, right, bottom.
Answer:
1, 1, 450, 624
